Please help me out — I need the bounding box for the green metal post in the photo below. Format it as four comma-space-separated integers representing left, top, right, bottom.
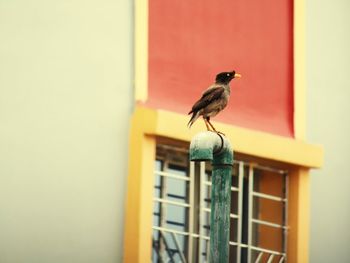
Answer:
189, 131, 233, 263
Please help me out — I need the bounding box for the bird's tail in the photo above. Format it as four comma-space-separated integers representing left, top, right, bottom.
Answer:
188, 111, 199, 128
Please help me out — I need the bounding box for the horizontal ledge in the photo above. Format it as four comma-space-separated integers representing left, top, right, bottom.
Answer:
133, 106, 324, 168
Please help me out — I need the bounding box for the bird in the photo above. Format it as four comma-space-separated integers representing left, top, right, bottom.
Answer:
188, 70, 241, 133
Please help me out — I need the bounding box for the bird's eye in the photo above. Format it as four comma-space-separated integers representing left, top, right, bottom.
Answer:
227, 73, 230, 76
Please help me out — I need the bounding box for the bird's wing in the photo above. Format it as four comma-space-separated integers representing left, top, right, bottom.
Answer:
189, 86, 225, 114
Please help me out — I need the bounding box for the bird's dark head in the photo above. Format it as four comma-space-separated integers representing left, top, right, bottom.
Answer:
215, 71, 241, 84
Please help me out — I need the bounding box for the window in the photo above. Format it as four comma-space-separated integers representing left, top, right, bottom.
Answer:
123, 106, 322, 263
152, 143, 288, 263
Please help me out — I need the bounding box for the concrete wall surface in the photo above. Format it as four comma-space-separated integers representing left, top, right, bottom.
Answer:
0, 1, 133, 262
306, 0, 350, 262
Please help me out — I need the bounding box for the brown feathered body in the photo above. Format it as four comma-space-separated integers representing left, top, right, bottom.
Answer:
188, 83, 230, 128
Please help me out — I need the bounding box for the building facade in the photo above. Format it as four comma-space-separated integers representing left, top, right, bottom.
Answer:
0, 0, 349, 263
124, 0, 322, 262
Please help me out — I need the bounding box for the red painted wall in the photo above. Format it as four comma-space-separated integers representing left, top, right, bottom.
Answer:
145, 0, 294, 137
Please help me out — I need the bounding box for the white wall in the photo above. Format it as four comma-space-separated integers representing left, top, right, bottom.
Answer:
0, 1, 133, 262
306, 0, 350, 262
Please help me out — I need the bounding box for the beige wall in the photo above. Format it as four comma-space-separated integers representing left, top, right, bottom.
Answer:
306, 0, 350, 262
0, 1, 133, 262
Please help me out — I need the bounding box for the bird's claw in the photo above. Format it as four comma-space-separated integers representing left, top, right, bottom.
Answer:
216, 131, 226, 136
207, 130, 226, 136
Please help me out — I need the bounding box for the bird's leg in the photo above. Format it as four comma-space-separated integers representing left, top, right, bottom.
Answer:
203, 117, 212, 131
207, 118, 218, 132
207, 117, 225, 136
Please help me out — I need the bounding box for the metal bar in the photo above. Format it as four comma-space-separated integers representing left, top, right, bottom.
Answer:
230, 213, 238, 219
250, 245, 285, 256
199, 162, 206, 262
200, 235, 209, 241
153, 198, 190, 207
230, 241, 286, 257
204, 181, 238, 191
206, 239, 210, 262
231, 160, 287, 174
229, 241, 248, 247
251, 218, 287, 229
237, 161, 244, 263
267, 254, 275, 263
278, 255, 285, 263
153, 226, 189, 236
155, 170, 191, 181
247, 164, 254, 263
152, 226, 210, 240
191, 162, 201, 263
202, 207, 238, 219
252, 191, 286, 202
283, 173, 289, 262
158, 230, 176, 263
166, 220, 186, 227
204, 197, 211, 203
202, 207, 211, 213
170, 232, 187, 263
167, 193, 186, 200
254, 252, 264, 263
159, 160, 169, 260
188, 162, 195, 263
152, 237, 163, 262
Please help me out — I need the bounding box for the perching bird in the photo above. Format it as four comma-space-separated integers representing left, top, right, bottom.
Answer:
188, 70, 241, 133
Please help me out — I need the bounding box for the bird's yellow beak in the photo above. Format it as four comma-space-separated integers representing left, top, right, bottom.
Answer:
234, 73, 242, 78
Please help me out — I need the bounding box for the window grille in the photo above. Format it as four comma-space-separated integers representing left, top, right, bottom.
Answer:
152, 143, 289, 263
